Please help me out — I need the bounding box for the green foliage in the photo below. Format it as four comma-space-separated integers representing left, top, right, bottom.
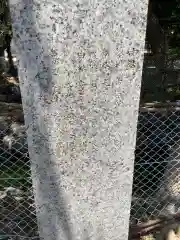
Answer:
152, 0, 180, 57
0, 0, 12, 49
0, 164, 31, 191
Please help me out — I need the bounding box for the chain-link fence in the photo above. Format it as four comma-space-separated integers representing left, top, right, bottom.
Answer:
0, 102, 39, 239
2, 103, 180, 239
130, 104, 180, 226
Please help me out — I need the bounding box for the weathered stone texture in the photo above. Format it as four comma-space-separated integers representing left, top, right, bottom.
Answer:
9, 0, 148, 239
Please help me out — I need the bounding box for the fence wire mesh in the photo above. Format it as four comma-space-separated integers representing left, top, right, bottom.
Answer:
130, 106, 180, 225
0, 113, 39, 239
2, 104, 180, 239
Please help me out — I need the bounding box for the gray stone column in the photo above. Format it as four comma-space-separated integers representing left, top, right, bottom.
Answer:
9, 0, 148, 239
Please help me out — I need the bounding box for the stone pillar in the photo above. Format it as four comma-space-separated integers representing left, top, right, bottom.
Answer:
9, 0, 148, 239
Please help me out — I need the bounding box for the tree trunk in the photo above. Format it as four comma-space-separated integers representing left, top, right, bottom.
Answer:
0, 47, 6, 74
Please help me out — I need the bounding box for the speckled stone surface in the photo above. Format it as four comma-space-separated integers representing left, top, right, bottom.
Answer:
9, 0, 148, 239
